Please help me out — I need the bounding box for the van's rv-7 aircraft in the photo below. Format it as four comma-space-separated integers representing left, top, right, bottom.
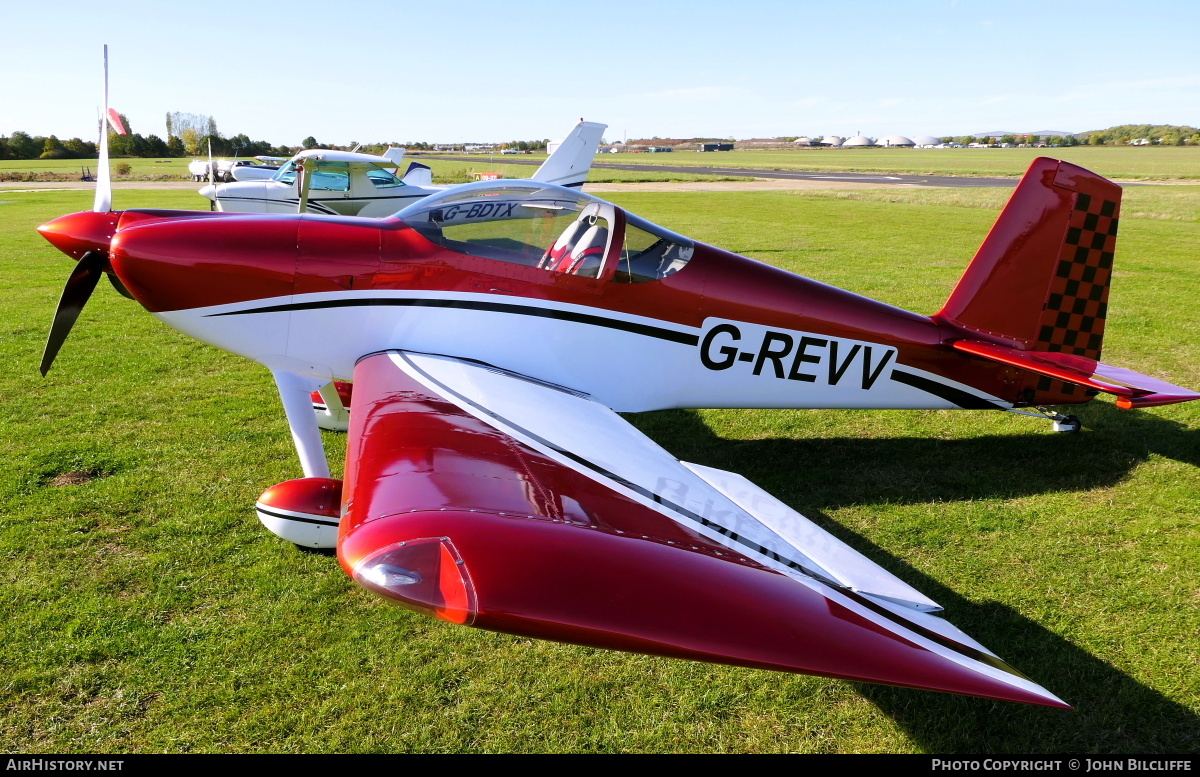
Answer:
198, 121, 607, 217
38, 49, 1197, 710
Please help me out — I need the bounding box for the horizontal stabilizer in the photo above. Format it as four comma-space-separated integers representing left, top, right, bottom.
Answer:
953, 339, 1200, 408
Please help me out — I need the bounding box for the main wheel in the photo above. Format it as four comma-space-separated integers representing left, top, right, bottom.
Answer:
1052, 415, 1082, 433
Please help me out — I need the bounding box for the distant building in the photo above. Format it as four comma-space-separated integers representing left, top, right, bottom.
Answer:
878, 135, 915, 147
842, 134, 875, 147
792, 137, 813, 146
699, 142, 734, 152
912, 135, 941, 147
819, 136, 843, 146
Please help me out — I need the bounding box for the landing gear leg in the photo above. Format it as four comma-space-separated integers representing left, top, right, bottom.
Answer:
271, 369, 332, 478
1005, 407, 1083, 433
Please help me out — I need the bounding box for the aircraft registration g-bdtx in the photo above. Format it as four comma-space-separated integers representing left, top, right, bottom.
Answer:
197, 120, 607, 217
36, 59, 1197, 708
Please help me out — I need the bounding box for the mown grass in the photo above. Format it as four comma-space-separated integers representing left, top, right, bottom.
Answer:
1, 187, 1197, 753
7, 146, 1200, 182
414, 158, 735, 184
593, 146, 1200, 181
0, 157, 737, 185
783, 185, 1200, 223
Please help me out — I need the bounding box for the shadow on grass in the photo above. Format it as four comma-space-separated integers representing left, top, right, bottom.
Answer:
626, 401, 1200, 752
628, 401, 1200, 512
847, 588, 1200, 753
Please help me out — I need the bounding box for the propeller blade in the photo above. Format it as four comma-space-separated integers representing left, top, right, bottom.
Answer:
40, 251, 105, 376
107, 272, 134, 300
93, 45, 113, 213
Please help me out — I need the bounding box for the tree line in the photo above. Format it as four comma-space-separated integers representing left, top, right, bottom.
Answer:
1080, 124, 1200, 146
939, 134, 1085, 147
0, 111, 294, 161
1, 109, 558, 162
938, 125, 1200, 147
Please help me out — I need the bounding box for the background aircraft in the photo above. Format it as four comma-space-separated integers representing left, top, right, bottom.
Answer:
198, 121, 607, 217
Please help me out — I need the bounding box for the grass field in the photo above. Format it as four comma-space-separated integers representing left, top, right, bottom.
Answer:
588, 147, 1200, 181
1, 186, 1197, 753
0, 157, 737, 185
7, 146, 1200, 185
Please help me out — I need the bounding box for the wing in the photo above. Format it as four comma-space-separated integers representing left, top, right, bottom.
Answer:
337, 350, 1068, 707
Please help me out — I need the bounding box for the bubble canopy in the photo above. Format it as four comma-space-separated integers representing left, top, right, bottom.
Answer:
394, 181, 694, 284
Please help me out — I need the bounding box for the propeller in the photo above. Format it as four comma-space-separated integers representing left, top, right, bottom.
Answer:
39, 44, 122, 375
40, 251, 106, 376
207, 138, 217, 211
93, 45, 113, 214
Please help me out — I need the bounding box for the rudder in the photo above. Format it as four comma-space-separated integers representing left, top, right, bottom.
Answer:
937, 158, 1122, 362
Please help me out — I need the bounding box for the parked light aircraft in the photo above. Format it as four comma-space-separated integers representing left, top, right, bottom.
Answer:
188, 155, 285, 182
198, 121, 606, 217
228, 156, 289, 182
37, 49, 1197, 710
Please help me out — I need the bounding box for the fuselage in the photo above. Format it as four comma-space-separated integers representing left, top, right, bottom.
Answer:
205, 177, 439, 218
104, 185, 1027, 414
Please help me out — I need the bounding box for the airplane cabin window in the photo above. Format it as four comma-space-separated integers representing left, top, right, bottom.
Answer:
614, 214, 694, 283
367, 166, 405, 189
274, 161, 352, 191
274, 161, 298, 185
309, 165, 350, 192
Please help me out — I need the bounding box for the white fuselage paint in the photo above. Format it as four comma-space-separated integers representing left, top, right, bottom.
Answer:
214, 180, 435, 217
155, 290, 1007, 413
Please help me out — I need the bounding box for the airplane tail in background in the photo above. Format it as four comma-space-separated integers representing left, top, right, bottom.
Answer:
401, 162, 432, 187
937, 158, 1198, 409
530, 121, 607, 188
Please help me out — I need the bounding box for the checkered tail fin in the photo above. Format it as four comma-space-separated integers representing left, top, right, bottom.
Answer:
937, 157, 1121, 361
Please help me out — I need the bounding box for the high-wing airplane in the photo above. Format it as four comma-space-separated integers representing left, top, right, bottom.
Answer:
37, 50, 1197, 711
198, 121, 607, 217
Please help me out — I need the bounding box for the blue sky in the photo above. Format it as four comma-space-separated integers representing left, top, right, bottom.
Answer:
3, 0, 1198, 146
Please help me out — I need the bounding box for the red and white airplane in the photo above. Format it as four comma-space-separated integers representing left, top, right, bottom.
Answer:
37, 55, 1197, 709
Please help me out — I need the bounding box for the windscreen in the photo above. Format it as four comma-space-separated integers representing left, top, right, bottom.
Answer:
397, 182, 603, 269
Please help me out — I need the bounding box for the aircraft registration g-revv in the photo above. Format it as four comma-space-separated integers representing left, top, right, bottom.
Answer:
198, 120, 607, 217
38, 50, 1198, 710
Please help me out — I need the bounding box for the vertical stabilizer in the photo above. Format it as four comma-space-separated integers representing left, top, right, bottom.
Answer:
530, 121, 607, 188
937, 158, 1122, 362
